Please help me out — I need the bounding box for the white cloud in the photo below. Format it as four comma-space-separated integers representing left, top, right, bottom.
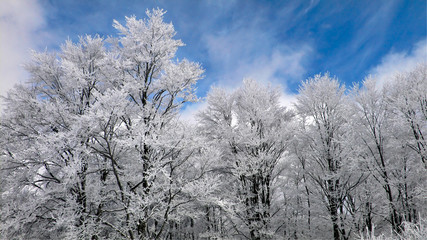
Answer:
238, 48, 310, 85
202, 26, 308, 119
304, 0, 320, 14
197, 19, 309, 123
204, 30, 311, 89
370, 39, 427, 88
0, 0, 48, 108
179, 101, 208, 124
279, 93, 297, 110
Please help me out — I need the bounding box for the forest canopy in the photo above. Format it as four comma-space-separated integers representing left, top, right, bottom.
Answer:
1, 9, 426, 240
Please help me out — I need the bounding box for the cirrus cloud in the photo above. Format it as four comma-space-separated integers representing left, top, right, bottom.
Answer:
369, 39, 427, 88
0, 0, 50, 110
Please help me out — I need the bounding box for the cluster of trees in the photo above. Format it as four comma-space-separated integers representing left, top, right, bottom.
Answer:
1, 10, 426, 240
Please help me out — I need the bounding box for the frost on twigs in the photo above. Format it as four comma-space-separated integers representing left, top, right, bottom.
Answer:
1, 6, 426, 240
0, 9, 207, 239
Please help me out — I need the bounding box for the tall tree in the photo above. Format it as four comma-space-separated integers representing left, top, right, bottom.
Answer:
198, 79, 293, 239
350, 78, 405, 234
294, 74, 362, 240
350, 70, 427, 235
0, 9, 211, 240
388, 64, 427, 169
387, 65, 427, 227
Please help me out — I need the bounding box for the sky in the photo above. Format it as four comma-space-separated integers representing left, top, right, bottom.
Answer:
1, 0, 426, 118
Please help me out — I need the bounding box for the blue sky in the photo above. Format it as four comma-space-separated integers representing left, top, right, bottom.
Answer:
1, 0, 426, 115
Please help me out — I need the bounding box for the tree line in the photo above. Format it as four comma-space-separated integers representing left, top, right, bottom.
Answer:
1, 10, 426, 240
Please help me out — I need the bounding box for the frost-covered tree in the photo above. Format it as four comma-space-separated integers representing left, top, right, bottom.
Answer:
387, 64, 427, 228
284, 117, 318, 239
350, 70, 427, 236
294, 74, 363, 240
198, 79, 293, 239
1, 35, 108, 239
388, 64, 427, 169
1, 8, 425, 239
0, 9, 212, 240
350, 78, 405, 234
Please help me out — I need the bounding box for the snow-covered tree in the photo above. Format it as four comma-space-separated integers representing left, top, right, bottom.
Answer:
350, 77, 406, 234
198, 79, 293, 239
1, 8, 425, 239
387, 64, 427, 228
0, 9, 211, 240
388, 64, 427, 169
294, 74, 363, 240
350, 70, 427, 236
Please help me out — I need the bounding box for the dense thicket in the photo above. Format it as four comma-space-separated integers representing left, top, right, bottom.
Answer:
1, 10, 426, 240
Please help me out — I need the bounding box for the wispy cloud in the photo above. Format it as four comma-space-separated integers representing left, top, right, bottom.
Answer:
2, 0, 423, 118
279, 93, 298, 110
0, 0, 49, 106
180, 101, 208, 124
202, 10, 311, 89
369, 39, 427, 88
234, 48, 310, 86
178, 2, 312, 123
312, 0, 402, 83
304, 0, 320, 14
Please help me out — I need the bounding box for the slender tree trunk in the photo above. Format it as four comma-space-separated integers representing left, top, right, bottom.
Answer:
328, 179, 341, 240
